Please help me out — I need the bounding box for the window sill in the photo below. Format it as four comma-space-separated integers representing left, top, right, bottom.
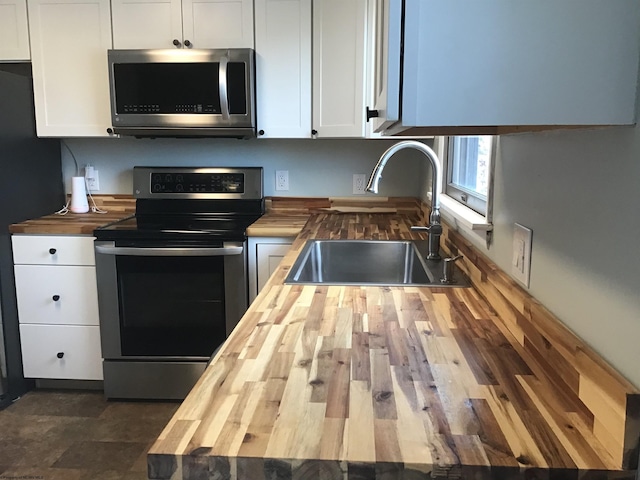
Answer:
430, 193, 493, 233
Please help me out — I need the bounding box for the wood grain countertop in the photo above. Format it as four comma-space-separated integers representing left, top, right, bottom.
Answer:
8, 195, 136, 235
245, 214, 309, 238
148, 212, 640, 480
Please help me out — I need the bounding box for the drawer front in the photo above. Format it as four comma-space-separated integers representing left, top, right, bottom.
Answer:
14, 265, 99, 326
12, 235, 95, 266
20, 324, 103, 380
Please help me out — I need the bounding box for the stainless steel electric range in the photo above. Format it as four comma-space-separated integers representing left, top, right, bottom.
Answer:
94, 167, 263, 400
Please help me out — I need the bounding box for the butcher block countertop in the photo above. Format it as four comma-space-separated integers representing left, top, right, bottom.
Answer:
245, 214, 309, 238
8, 195, 135, 234
148, 212, 640, 480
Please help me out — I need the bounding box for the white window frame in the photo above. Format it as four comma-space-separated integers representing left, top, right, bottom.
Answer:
432, 136, 495, 243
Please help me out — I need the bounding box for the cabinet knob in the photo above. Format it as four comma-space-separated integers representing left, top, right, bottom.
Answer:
366, 107, 380, 122
106, 127, 114, 135
258, 129, 265, 136
56, 352, 64, 359
49, 248, 57, 255
172, 39, 181, 47
52, 295, 60, 302
184, 39, 192, 48
311, 129, 318, 136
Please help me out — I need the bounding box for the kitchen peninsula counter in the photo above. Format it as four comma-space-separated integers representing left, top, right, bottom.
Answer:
150, 212, 640, 480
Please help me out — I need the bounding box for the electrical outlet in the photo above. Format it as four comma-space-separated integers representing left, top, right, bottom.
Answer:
85, 166, 100, 191
275, 170, 289, 191
512, 223, 532, 287
353, 174, 367, 195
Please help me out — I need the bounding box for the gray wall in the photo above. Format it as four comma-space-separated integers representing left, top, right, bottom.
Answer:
449, 125, 640, 388
61, 137, 427, 197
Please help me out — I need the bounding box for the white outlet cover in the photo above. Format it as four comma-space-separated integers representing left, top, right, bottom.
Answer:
275, 170, 289, 191
353, 174, 367, 195
512, 223, 532, 287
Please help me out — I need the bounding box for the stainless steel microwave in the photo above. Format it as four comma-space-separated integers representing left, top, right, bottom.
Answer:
107, 49, 256, 138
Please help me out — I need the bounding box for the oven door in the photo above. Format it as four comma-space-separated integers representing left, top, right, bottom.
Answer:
94, 241, 247, 361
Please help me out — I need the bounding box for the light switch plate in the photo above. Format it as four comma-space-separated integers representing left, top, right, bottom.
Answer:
512, 223, 532, 287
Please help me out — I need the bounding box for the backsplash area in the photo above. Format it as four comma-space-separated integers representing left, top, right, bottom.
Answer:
61, 137, 429, 198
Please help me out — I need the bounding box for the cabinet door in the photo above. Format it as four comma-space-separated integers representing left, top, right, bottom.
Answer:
0, 0, 30, 60
256, 243, 291, 294
312, 0, 367, 138
12, 235, 96, 266
112, 0, 183, 49
402, 0, 640, 127
14, 265, 99, 326
183, 0, 254, 48
20, 324, 103, 380
370, 0, 402, 133
254, 0, 311, 138
28, 0, 113, 137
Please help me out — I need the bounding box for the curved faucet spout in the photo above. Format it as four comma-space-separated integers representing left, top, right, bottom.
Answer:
366, 140, 443, 259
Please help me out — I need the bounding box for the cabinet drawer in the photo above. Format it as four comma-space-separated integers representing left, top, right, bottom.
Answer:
20, 324, 103, 380
12, 235, 95, 266
14, 265, 99, 326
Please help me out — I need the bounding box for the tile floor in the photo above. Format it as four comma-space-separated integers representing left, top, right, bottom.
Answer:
0, 389, 179, 480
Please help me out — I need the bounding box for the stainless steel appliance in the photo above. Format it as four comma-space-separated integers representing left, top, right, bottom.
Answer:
107, 49, 256, 138
94, 167, 263, 400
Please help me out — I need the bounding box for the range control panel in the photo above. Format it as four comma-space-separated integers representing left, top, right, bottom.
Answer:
150, 172, 244, 194
133, 167, 264, 200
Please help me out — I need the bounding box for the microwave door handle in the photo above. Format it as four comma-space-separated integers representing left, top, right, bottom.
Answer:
219, 54, 230, 120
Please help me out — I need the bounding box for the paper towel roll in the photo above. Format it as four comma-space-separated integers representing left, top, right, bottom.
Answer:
70, 176, 89, 213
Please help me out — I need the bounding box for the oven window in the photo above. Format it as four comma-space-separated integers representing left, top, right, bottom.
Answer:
116, 255, 226, 357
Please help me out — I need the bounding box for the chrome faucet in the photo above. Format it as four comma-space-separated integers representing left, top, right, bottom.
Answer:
366, 140, 443, 260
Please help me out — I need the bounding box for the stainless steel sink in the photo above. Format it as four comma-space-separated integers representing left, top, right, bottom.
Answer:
285, 239, 465, 286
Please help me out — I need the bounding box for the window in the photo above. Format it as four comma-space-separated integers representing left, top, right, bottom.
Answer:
445, 136, 494, 215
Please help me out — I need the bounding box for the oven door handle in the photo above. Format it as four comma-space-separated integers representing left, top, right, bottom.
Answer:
95, 242, 244, 257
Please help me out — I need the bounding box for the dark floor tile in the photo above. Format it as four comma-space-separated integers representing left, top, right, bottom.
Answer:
129, 441, 154, 473
1, 466, 85, 480
80, 469, 150, 480
0, 411, 68, 439
7, 390, 109, 418
99, 400, 179, 422
0, 438, 72, 468
53, 440, 148, 471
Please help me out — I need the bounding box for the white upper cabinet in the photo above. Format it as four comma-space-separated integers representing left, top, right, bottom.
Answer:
312, 0, 367, 138
380, 0, 640, 133
0, 0, 30, 61
254, 0, 311, 138
28, 0, 113, 137
112, 0, 254, 49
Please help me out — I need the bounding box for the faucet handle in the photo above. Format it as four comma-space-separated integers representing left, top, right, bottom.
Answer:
411, 224, 443, 235
441, 255, 463, 284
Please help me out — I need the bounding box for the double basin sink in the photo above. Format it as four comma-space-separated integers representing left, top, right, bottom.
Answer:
285, 240, 467, 287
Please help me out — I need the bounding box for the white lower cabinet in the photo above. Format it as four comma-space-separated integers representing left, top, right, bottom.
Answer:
12, 235, 103, 380
14, 266, 99, 326
248, 237, 293, 303
19, 324, 102, 380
